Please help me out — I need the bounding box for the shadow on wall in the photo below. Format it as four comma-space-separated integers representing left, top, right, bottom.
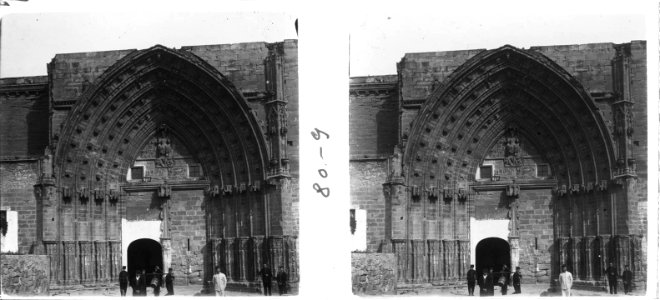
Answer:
26, 93, 50, 157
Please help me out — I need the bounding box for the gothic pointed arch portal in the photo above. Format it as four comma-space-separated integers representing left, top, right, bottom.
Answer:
386, 45, 635, 286
42, 45, 297, 289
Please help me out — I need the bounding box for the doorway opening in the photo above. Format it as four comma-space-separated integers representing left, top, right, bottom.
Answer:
127, 238, 163, 280
475, 237, 511, 275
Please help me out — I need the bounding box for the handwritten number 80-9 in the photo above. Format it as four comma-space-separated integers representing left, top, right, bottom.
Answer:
311, 128, 330, 198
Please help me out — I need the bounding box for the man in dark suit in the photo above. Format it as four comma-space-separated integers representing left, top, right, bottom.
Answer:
260, 264, 273, 296
466, 265, 477, 296
119, 266, 129, 296
276, 266, 288, 295
165, 268, 175, 296
499, 265, 511, 295
478, 267, 494, 296
622, 265, 633, 295
486, 268, 495, 296
605, 262, 618, 294
131, 269, 146, 296
512, 266, 522, 294
152, 266, 163, 296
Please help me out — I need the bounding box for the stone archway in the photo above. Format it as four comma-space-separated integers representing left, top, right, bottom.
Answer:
385, 44, 619, 286
476, 238, 511, 275
43, 44, 298, 289
127, 238, 163, 279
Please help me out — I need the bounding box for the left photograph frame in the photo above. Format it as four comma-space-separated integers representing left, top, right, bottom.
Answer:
0, 11, 299, 297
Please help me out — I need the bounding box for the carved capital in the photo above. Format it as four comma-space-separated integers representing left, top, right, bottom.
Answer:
78, 186, 90, 202
158, 184, 171, 198
554, 184, 567, 197
506, 183, 520, 198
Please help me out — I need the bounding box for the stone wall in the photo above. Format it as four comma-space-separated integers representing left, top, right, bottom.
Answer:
169, 189, 207, 285
0, 76, 50, 159
349, 161, 388, 252
352, 252, 397, 295
349, 75, 399, 160
0, 254, 50, 296
0, 162, 39, 254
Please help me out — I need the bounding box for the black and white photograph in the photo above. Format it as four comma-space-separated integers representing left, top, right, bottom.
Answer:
0, 0, 658, 299
348, 2, 657, 297
0, 5, 299, 297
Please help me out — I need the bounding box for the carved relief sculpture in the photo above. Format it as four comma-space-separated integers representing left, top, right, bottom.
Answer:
503, 126, 523, 167
155, 124, 174, 168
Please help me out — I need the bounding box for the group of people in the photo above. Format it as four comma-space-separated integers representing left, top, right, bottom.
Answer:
466, 262, 634, 297
118, 266, 175, 297
212, 264, 289, 296
466, 264, 522, 297
560, 263, 634, 297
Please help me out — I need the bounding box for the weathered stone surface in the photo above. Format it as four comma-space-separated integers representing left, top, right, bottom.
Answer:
0, 40, 299, 293
352, 252, 397, 295
0, 254, 50, 295
350, 41, 647, 292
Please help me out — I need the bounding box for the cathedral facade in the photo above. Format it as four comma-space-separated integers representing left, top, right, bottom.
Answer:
0, 40, 299, 291
350, 41, 647, 292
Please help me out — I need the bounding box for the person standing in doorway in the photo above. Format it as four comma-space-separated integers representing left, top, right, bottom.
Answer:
466, 265, 477, 296
512, 266, 522, 294
605, 262, 618, 294
260, 264, 273, 296
276, 266, 288, 295
131, 269, 141, 296
152, 266, 163, 296
165, 268, 175, 296
559, 265, 573, 297
486, 267, 495, 296
213, 266, 227, 296
622, 265, 633, 295
477, 268, 488, 297
119, 266, 129, 296
499, 265, 511, 295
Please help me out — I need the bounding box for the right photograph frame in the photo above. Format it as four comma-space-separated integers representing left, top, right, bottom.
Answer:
348, 9, 651, 297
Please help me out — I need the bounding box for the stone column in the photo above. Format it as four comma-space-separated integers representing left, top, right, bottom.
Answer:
237, 237, 249, 281
161, 238, 172, 274
600, 235, 611, 274
443, 240, 456, 280
95, 241, 109, 283
252, 236, 264, 282
412, 240, 426, 283
558, 237, 570, 271
428, 240, 441, 283
79, 241, 94, 284
109, 241, 121, 281
584, 236, 594, 280
631, 235, 643, 290
44, 241, 62, 284
458, 240, 470, 279
509, 237, 520, 270
571, 237, 580, 278
614, 235, 630, 274
285, 236, 299, 283
392, 239, 408, 283
268, 236, 284, 276
63, 240, 79, 285
223, 238, 234, 280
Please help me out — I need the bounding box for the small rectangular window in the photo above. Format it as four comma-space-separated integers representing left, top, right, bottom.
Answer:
537, 164, 550, 177
480, 165, 493, 180
188, 165, 202, 178
131, 166, 144, 180
0, 210, 7, 237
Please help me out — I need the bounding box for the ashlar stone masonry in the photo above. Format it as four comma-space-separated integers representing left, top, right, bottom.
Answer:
350, 42, 647, 293
0, 40, 299, 293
